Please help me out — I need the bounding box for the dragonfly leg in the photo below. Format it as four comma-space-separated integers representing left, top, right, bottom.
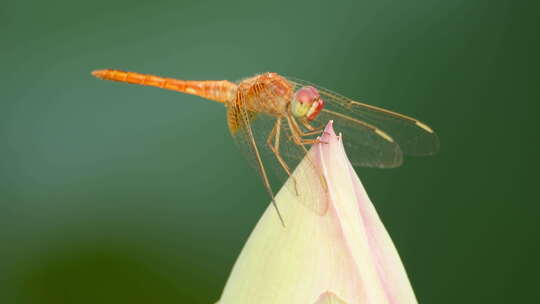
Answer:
299, 129, 324, 137
234, 108, 286, 226
287, 116, 309, 148
288, 116, 327, 144
287, 116, 329, 193
266, 118, 299, 195
298, 139, 321, 145
300, 117, 319, 132
300, 118, 327, 136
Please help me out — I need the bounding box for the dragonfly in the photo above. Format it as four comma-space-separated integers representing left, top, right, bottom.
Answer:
92, 69, 439, 225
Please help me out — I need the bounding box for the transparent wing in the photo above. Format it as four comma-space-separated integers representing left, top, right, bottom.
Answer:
314, 109, 404, 168
226, 102, 284, 223
227, 102, 328, 217
288, 78, 439, 162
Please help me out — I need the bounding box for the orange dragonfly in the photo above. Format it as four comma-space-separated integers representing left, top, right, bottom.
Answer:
92, 69, 439, 224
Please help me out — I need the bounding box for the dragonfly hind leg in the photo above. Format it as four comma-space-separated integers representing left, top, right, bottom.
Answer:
267, 118, 299, 195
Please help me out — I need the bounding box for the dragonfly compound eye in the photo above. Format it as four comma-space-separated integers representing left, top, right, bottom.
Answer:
291, 86, 325, 120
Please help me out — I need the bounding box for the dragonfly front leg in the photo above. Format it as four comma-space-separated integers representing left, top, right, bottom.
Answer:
300, 118, 327, 136
266, 118, 299, 195
299, 129, 324, 137
286, 116, 313, 150
288, 116, 326, 145
299, 117, 319, 132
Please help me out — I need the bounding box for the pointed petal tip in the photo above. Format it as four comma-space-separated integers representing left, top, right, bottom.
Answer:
321, 120, 338, 143
324, 120, 335, 134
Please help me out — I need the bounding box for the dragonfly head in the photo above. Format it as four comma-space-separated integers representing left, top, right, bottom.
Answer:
291, 86, 325, 121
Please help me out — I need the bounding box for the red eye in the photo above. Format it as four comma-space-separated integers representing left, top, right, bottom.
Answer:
292, 86, 325, 120
307, 96, 324, 120
295, 86, 319, 104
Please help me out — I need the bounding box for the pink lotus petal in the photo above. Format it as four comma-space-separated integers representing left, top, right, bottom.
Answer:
217, 121, 417, 304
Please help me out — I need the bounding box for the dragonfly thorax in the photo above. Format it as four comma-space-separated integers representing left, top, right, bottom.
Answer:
236, 73, 294, 116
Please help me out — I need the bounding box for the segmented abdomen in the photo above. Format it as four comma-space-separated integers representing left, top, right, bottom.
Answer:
92, 69, 237, 103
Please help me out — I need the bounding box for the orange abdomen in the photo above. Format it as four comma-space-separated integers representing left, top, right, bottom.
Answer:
92, 69, 237, 103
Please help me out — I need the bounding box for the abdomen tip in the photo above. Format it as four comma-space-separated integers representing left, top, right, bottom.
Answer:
91, 69, 108, 79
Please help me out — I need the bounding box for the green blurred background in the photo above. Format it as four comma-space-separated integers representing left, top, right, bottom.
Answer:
1, 0, 538, 303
